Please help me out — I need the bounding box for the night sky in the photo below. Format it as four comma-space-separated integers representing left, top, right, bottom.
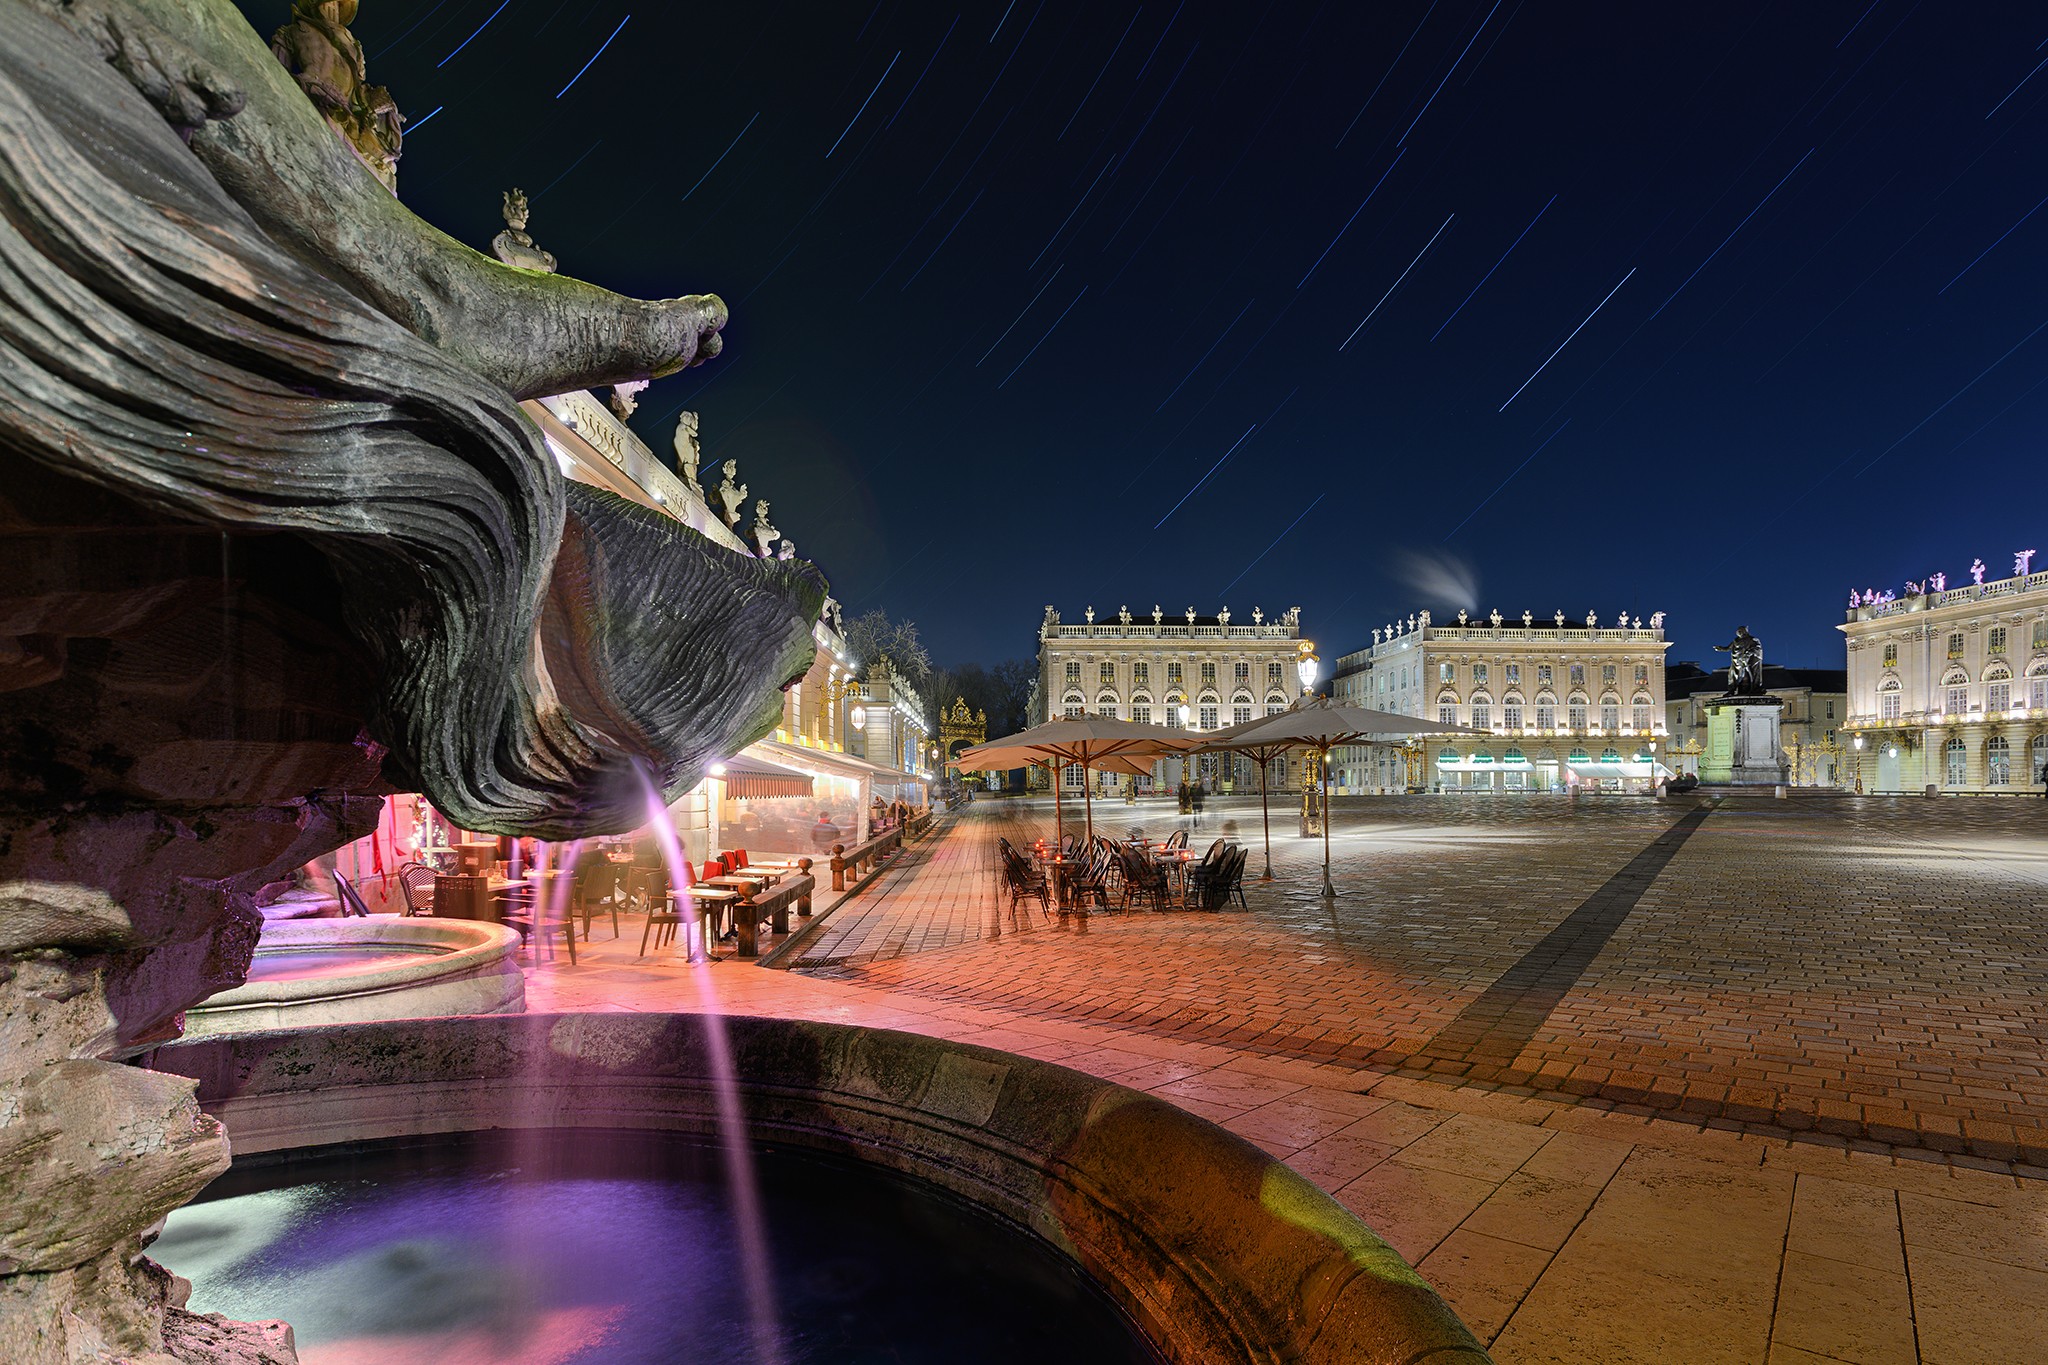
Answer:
241, 2, 2047, 671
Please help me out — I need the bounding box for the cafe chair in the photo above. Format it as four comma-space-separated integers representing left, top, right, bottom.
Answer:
396, 862, 438, 917
333, 870, 374, 917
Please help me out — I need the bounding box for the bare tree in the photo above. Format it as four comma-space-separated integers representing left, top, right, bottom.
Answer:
844, 609, 931, 685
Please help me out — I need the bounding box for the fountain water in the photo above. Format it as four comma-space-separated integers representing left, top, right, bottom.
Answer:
634, 761, 784, 1365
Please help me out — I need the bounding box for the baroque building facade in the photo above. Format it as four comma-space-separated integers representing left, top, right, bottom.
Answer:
1032, 605, 1306, 791
1839, 556, 2048, 793
1333, 608, 1671, 793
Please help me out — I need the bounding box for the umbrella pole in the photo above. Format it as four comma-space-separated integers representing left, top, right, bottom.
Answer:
1053, 760, 1065, 849
1258, 751, 1273, 880
1083, 765, 1095, 845
1320, 746, 1334, 898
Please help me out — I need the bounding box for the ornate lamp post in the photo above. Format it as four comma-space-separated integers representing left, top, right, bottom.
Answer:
1177, 702, 1195, 813
1296, 643, 1323, 836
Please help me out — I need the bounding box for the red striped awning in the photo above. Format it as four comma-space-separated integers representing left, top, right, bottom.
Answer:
714, 755, 814, 800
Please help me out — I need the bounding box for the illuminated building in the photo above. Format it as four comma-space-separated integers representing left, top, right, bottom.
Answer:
1840, 555, 2048, 793
1031, 604, 1306, 793
1335, 608, 1671, 793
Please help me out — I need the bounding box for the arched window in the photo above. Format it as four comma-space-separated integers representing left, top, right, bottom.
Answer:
1503, 694, 1524, 730
1987, 735, 2011, 786
1096, 695, 1118, 719
1878, 677, 1902, 722
1943, 669, 1969, 715
1470, 692, 1493, 729
1600, 747, 1620, 762
1945, 736, 1967, 786
1535, 692, 1557, 730
2034, 733, 2048, 787
2031, 662, 2048, 712
1984, 663, 2012, 713
1503, 747, 1525, 763
1568, 747, 1589, 762
1472, 749, 1493, 763
1631, 692, 1654, 732
1567, 693, 1589, 731
1062, 690, 1084, 720
1437, 747, 1459, 765
1599, 693, 1620, 732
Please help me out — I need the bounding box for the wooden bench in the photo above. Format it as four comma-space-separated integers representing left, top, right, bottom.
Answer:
730, 868, 815, 958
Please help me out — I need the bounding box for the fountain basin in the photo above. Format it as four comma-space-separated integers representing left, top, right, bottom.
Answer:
181, 918, 524, 1038
154, 1013, 1491, 1364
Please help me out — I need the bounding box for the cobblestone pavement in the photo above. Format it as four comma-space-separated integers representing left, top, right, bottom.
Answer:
524, 864, 2048, 1365
789, 794, 2048, 1171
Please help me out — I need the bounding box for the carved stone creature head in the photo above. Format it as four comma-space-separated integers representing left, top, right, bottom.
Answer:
503, 187, 530, 231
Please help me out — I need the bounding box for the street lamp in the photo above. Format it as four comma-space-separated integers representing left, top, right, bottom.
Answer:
1177, 702, 1195, 812
1296, 640, 1320, 696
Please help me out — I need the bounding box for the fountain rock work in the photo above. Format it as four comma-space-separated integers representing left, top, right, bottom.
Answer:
0, 3, 821, 1359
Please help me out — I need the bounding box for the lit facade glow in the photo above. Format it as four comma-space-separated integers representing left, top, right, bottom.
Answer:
1839, 561, 2048, 793
1331, 608, 1670, 793
1029, 604, 1305, 792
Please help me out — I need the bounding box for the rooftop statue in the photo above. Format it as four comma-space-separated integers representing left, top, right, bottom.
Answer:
717, 458, 749, 527
750, 498, 779, 558
492, 187, 559, 272
673, 411, 703, 492
610, 378, 647, 418
0, 3, 817, 1355
270, 0, 402, 191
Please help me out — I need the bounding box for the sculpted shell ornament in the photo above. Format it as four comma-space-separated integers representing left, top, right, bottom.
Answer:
0, 0, 822, 839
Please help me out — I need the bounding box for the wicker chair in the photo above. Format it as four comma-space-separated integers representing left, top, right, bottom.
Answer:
1117, 847, 1171, 912
1186, 842, 1237, 911
396, 862, 438, 916
1002, 848, 1051, 917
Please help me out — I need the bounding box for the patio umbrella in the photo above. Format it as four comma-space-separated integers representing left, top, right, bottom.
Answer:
951, 717, 1199, 847
1196, 698, 1477, 895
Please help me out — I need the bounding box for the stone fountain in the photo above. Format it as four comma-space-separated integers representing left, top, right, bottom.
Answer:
0, 2, 821, 1358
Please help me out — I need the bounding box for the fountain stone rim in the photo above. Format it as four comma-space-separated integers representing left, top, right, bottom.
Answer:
152, 1011, 1491, 1365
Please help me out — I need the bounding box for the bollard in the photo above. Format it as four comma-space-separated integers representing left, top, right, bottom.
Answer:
796, 858, 814, 915
831, 844, 847, 891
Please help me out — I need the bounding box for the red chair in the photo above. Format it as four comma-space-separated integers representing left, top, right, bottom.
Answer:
733, 848, 749, 868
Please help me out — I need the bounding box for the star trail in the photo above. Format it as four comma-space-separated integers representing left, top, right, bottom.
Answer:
257, 1, 2048, 673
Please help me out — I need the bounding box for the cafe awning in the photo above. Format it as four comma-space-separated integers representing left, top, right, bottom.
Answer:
1566, 760, 1669, 781
713, 754, 814, 800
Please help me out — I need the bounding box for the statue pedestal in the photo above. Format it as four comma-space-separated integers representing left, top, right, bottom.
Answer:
1701, 695, 1786, 786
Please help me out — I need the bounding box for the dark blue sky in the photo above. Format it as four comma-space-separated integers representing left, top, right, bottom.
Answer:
246, 1, 2047, 671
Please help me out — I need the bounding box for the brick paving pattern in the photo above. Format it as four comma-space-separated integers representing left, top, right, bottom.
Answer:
524, 892, 2048, 1364
790, 794, 2048, 1168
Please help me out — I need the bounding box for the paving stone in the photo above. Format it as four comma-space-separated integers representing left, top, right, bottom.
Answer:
1907, 1247, 2048, 1364
1486, 1146, 1792, 1365
1769, 1250, 1915, 1365
1415, 1229, 1553, 1345
1333, 1159, 1498, 1264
